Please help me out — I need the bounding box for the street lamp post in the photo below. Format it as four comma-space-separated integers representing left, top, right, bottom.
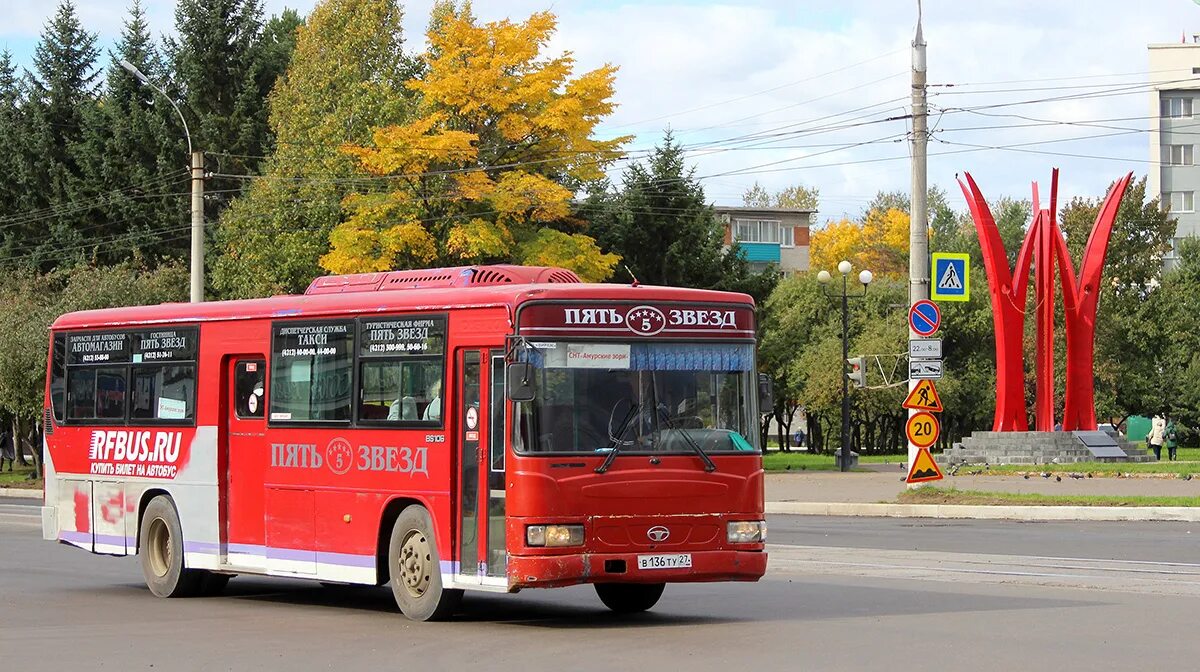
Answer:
818, 262, 873, 472
119, 59, 204, 303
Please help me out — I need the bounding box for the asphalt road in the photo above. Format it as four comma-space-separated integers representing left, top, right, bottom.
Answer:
3, 504, 1200, 671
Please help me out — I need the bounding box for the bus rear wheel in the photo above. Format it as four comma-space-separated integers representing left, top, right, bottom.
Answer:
387, 505, 462, 621
139, 495, 202, 598
595, 583, 665, 613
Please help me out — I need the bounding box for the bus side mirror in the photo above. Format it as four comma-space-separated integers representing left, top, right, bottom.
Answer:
758, 373, 774, 413
508, 363, 536, 402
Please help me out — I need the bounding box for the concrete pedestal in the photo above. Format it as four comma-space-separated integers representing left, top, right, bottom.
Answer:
941, 429, 1155, 466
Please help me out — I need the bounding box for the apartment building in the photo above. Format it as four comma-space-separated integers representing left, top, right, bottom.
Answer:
1149, 39, 1200, 267
715, 205, 812, 275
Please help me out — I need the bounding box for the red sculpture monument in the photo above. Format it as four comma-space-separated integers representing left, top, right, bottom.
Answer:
957, 169, 1133, 432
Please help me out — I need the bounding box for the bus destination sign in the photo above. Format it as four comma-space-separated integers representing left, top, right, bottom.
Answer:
518, 303, 754, 339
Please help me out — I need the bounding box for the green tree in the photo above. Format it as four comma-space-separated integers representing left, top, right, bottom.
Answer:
213, 0, 418, 298
73, 0, 189, 264
0, 261, 189, 474
588, 131, 776, 302
10, 0, 101, 270
742, 181, 819, 211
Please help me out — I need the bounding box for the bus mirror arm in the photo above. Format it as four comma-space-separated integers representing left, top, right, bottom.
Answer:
508, 363, 536, 402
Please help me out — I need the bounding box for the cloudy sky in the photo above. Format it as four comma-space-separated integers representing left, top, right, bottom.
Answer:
5, 0, 1200, 222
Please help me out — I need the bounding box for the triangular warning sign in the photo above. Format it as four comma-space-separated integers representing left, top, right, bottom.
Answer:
937, 262, 963, 290
902, 379, 943, 412
906, 448, 944, 484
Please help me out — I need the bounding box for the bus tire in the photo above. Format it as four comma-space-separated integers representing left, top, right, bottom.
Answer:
387, 505, 462, 621
139, 495, 202, 598
595, 582, 665, 613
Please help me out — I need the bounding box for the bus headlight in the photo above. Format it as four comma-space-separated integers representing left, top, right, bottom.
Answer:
526, 524, 584, 547
727, 520, 766, 544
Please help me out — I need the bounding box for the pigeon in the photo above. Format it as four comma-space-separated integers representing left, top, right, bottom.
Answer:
1055, 475, 1062, 482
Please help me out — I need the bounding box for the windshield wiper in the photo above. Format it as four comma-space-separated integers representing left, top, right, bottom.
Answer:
655, 406, 717, 473
595, 402, 641, 474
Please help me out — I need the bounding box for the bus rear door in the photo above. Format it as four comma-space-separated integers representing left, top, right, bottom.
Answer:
223, 357, 267, 570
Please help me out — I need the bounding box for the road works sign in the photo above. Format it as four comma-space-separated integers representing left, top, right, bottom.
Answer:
903, 379, 944, 412
908, 300, 941, 337
931, 252, 970, 302
905, 447, 944, 484
905, 411, 940, 449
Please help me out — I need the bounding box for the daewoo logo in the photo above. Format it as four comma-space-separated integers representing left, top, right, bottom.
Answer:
646, 525, 670, 542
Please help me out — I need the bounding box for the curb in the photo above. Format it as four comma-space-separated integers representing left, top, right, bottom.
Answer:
0, 487, 41, 499
765, 501, 1200, 522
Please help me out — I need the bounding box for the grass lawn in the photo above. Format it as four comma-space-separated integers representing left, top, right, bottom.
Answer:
764, 451, 902, 472
973, 455, 1200, 478
898, 486, 1200, 507
0, 465, 42, 489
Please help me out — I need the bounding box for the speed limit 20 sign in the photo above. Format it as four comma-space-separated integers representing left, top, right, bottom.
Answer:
905, 411, 940, 449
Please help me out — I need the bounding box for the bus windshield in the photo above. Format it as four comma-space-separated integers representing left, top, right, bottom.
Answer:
513, 341, 759, 455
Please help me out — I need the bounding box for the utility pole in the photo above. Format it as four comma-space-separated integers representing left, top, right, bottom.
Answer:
190, 150, 204, 303
907, 1, 929, 478
119, 59, 204, 303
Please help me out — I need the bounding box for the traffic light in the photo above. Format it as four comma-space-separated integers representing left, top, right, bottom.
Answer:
846, 356, 867, 388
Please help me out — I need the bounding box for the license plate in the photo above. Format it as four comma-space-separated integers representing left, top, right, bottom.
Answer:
637, 553, 692, 570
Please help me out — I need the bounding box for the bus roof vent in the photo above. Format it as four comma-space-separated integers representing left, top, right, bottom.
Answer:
304, 265, 583, 294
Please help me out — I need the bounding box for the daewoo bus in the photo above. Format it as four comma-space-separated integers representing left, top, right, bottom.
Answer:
41, 265, 768, 620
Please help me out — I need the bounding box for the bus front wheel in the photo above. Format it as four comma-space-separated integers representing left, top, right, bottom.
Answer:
595, 582, 665, 613
387, 505, 462, 621
139, 495, 202, 598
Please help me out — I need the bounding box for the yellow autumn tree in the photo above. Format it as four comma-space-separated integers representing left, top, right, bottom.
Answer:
322, 2, 628, 281
810, 207, 911, 276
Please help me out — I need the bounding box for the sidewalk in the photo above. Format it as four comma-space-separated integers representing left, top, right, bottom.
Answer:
764, 469, 1200, 521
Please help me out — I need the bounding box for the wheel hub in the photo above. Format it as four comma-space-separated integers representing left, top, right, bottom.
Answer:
398, 530, 432, 598
147, 518, 171, 578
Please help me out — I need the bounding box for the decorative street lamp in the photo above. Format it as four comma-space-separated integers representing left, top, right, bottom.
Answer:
818, 261, 873, 471
118, 59, 205, 304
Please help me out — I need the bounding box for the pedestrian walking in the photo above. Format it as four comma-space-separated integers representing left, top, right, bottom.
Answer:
0, 429, 14, 472
1147, 415, 1166, 461
1166, 418, 1179, 461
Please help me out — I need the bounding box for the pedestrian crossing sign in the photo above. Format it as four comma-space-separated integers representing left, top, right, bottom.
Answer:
931, 252, 969, 302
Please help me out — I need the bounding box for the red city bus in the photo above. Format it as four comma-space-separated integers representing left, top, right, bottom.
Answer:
41, 265, 768, 620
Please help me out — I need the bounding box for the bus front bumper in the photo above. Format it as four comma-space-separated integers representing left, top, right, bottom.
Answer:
507, 549, 767, 589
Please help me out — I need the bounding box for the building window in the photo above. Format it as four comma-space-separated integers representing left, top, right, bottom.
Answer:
1162, 144, 1195, 166
1167, 191, 1195, 213
733, 218, 784, 244
1161, 97, 1193, 119
781, 226, 794, 247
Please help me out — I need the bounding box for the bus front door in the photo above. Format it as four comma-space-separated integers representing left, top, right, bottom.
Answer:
456, 349, 507, 588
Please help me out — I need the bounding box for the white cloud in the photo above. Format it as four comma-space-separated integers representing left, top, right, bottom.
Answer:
8, 0, 1200, 221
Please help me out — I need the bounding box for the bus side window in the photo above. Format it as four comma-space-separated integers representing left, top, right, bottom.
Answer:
235, 361, 266, 419
50, 333, 66, 423
67, 368, 97, 420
